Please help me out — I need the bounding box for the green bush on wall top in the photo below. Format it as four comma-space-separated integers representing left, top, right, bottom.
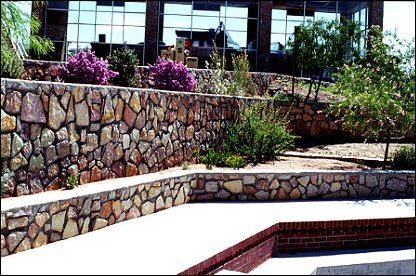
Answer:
108, 46, 139, 87
390, 145, 415, 170
1, 43, 24, 79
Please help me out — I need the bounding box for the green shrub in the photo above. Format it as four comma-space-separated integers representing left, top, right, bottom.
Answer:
390, 145, 415, 170
1, 42, 24, 79
64, 173, 79, 190
195, 101, 298, 169
108, 46, 139, 87
224, 154, 246, 169
193, 147, 220, 170
1, 168, 15, 194
223, 102, 298, 164
227, 51, 257, 96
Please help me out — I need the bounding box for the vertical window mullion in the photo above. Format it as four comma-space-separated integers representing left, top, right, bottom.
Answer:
76, 1, 80, 55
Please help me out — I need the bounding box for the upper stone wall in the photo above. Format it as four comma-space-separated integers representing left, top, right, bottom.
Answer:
1, 78, 242, 197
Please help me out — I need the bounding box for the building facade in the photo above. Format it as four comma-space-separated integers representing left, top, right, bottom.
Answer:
34, 1, 384, 72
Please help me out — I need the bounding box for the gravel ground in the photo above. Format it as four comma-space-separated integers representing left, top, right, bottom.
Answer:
164, 143, 414, 171
293, 143, 415, 159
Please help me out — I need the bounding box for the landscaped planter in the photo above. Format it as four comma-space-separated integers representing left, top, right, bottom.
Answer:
1, 78, 363, 198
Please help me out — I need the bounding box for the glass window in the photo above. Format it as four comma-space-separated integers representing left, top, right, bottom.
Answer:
125, 2, 146, 12
112, 12, 124, 25
79, 1, 95, 11
271, 33, 286, 49
79, 11, 96, 24
96, 25, 112, 42
223, 18, 247, 32
67, 24, 79, 41
315, 12, 336, 21
193, 9, 220, 17
224, 7, 246, 18
360, 8, 367, 25
67, 42, 79, 55
286, 20, 303, 34
78, 24, 95, 42
68, 1, 79, 10
271, 20, 286, 34
192, 16, 220, 30
124, 13, 145, 26
227, 31, 246, 47
111, 25, 124, 43
68, 10, 79, 23
96, 2, 112, 11
96, 12, 112, 24
124, 26, 145, 44
164, 3, 192, 15
164, 15, 192, 28
272, 9, 286, 20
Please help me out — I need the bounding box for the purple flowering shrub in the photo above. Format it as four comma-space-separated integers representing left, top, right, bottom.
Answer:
59, 49, 118, 85
149, 57, 196, 92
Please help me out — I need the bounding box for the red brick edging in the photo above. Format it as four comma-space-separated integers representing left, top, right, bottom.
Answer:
179, 217, 416, 275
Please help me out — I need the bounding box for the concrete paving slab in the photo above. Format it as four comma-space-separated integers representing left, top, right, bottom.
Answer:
249, 247, 416, 275
1, 199, 414, 275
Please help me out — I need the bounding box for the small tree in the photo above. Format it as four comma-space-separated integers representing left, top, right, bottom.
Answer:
1, 1, 54, 78
329, 26, 415, 167
1, 1, 54, 58
287, 17, 362, 103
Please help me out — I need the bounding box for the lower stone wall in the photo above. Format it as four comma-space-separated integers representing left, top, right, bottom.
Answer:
1, 169, 414, 257
192, 170, 415, 201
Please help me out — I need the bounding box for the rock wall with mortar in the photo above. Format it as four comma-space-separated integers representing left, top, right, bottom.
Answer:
1, 78, 240, 198
1, 79, 359, 198
1, 169, 414, 257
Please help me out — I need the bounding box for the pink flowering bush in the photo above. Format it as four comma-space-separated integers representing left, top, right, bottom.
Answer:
59, 49, 118, 85
149, 57, 196, 92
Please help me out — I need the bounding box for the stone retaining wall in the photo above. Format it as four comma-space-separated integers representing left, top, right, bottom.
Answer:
1, 169, 414, 257
1, 78, 355, 198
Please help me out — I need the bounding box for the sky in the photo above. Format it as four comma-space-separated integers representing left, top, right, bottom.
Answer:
383, 1, 415, 42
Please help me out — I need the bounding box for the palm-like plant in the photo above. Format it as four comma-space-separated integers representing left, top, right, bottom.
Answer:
1, 1, 54, 58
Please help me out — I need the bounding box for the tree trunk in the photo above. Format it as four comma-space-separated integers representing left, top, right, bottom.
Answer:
291, 75, 295, 97
313, 75, 322, 105
383, 135, 390, 169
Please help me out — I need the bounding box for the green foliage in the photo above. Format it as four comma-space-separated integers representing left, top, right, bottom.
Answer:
195, 102, 298, 169
1, 168, 14, 194
181, 161, 189, 170
223, 102, 298, 164
197, 42, 229, 94
193, 148, 219, 170
390, 145, 415, 170
329, 26, 415, 141
108, 46, 139, 87
1, 1, 54, 59
272, 92, 297, 102
227, 51, 258, 96
64, 173, 79, 190
286, 18, 362, 100
223, 154, 247, 169
287, 17, 362, 76
1, 42, 24, 78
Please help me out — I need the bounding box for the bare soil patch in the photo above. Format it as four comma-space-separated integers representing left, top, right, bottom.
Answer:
166, 143, 414, 172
